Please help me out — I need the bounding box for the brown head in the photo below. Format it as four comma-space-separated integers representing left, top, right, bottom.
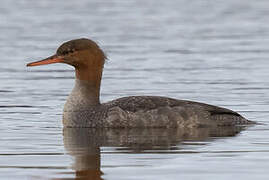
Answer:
27, 38, 106, 88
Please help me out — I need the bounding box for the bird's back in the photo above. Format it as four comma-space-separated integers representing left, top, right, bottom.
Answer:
102, 96, 253, 128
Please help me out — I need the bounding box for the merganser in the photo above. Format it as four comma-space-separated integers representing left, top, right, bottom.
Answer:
27, 38, 254, 128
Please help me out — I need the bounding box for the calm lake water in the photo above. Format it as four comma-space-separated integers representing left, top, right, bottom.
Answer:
1, 0, 269, 179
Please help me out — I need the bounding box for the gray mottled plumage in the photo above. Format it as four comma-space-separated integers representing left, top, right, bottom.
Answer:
63, 80, 253, 128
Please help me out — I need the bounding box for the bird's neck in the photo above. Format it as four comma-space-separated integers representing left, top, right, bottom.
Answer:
64, 66, 103, 112
75, 66, 103, 103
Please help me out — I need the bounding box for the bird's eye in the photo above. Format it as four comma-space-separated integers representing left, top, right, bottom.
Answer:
61, 49, 75, 55
62, 51, 68, 55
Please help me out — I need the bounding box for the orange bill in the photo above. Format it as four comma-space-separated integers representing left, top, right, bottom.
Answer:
27, 55, 64, 67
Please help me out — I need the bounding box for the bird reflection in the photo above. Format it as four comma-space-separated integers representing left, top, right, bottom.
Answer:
63, 126, 246, 180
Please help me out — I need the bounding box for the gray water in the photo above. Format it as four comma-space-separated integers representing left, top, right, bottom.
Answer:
1, 0, 269, 179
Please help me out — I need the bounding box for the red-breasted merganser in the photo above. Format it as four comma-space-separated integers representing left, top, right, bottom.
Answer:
27, 38, 254, 128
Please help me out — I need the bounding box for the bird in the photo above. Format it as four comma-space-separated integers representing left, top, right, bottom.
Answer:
27, 38, 254, 128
